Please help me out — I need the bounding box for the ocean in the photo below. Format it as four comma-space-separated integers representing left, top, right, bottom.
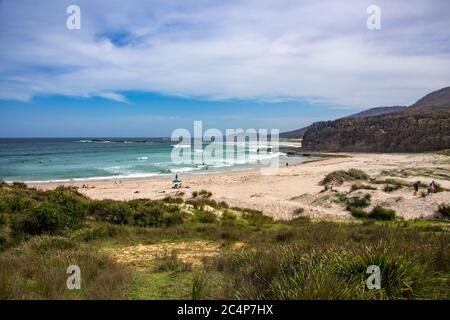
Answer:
0, 138, 304, 183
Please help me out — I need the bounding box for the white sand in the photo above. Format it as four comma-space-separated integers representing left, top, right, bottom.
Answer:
29, 153, 450, 220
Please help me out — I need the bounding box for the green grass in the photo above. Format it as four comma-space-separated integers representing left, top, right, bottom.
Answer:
0, 236, 130, 299
350, 183, 377, 192
0, 182, 448, 300
320, 168, 370, 186
437, 204, 450, 219
368, 206, 397, 221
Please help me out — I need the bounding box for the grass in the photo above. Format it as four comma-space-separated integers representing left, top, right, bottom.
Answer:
154, 251, 192, 272
350, 183, 377, 192
0, 236, 130, 299
320, 168, 370, 186
368, 206, 397, 221
0, 182, 448, 300
346, 194, 371, 209
437, 204, 450, 219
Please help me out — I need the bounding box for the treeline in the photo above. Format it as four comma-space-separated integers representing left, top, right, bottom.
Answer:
302, 109, 450, 152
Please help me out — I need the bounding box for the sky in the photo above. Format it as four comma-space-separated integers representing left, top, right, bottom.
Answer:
0, 0, 449, 137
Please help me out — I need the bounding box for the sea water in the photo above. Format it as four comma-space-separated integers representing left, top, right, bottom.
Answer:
0, 138, 304, 182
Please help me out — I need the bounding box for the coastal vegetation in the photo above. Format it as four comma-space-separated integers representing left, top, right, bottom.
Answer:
0, 181, 449, 299
300, 87, 450, 152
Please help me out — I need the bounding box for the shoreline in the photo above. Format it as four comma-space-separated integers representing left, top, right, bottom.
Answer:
28, 152, 450, 221
16, 145, 329, 185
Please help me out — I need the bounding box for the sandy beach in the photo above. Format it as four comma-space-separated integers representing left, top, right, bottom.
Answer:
30, 153, 450, 220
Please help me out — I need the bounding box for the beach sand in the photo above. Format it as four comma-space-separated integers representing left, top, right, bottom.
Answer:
29, 153, 450, 220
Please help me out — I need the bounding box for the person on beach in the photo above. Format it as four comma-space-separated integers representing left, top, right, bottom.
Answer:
427, 181, 436, 196
413, 181, 420, 196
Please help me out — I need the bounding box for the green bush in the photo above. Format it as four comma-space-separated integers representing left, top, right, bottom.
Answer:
9, 187, 88, 235
384, 184, 402, 192
162, 196, 184, 204
0, 236, 130, 299
347, 194, 371, 208
89, 200, 133, 225
154, 251, 192, 272
350, 183, 377, 192
161, 206, 186, 226
221, 210, 236, 222
347, 169, 370, 180
195, 210, 216, 224
198, 190, 213, 198
334, 250, 429, 299
242, 209, 273, 227
348, 206, 367, 218
437, 204, 450, 218
186, 198, 221, 211
434, 183, 445, 193
320, 168, 369, 186
368, 206, 396, 221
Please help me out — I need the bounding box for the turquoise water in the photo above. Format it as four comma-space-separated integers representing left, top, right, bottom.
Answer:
0, 138, 303, 182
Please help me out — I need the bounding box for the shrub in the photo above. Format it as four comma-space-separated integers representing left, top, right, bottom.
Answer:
198, 190, 213, 198
31, 203, 79, 234
274, 228, 296, 242
347, 194, 371, 208
285, 216, 311, 226
368, 206, 396, 221
350, 183, 377, 192
221, 210, 236, 222
11, 188, 88, 235
334, 250, 429, 299
242, 210, 273, 227
434, 183, 445, 193
384, 184, 402, 192
12, 182, 27, 189
347, 169, 370, 180
0, 236, 130, 299
161, 206, 186, 226
162, 196, 184, 204
293, 207, 305, 215
188, 198, 229, 211
191, 271, 208, 300
348, 207, 367, 218
320, 169, 369, 186
195, 210, 216, 224
89, 200, 133, 225
154, 251, 192, 272
437, 204, 450, 218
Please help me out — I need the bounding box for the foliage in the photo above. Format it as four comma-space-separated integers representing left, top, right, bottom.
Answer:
368, 206, 397, 221
320, 169, 369, 186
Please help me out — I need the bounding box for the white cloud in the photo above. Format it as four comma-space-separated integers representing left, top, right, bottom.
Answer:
95, 92, 129, 104
0, 0, 449, 107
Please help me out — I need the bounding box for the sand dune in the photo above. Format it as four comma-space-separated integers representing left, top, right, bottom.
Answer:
30, 153, 450, 220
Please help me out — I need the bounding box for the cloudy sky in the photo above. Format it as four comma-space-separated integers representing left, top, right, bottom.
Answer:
0, 0, 449, 137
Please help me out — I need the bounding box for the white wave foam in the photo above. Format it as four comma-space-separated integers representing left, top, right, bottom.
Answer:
170, 167, 198, 173
171, 144, 191, 148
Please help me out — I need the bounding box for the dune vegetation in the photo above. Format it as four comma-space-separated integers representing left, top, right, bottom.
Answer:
0, 181, 449, 300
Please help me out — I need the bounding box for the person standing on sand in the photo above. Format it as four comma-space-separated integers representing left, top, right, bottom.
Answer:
413, 181, 420, 196
428, 181, 436, 196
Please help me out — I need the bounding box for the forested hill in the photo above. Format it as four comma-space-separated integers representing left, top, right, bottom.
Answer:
301, 87, 450, 152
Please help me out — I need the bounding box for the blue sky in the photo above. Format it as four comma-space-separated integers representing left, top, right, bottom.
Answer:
1, 0, 449, 137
